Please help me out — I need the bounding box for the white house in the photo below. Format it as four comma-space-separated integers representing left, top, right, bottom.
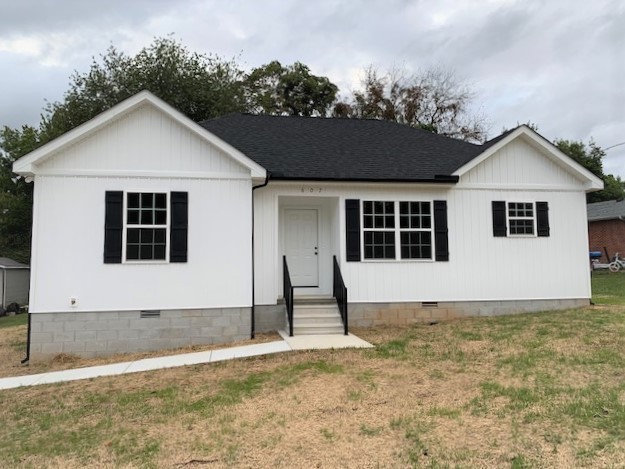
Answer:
13, 91, 603, 360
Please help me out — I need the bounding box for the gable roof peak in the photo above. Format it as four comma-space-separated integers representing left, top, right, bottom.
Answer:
13, 90, 266, 179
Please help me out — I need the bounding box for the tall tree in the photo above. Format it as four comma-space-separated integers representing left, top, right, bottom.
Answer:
41, 36, 246, 140
334, 67, 487, 142
245, 61, 338, 116
555, 139, 625, 202
0, 126, 41, 263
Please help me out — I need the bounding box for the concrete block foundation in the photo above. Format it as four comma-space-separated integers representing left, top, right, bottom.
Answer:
29, 307, 251, 361
348, 298, 590, 327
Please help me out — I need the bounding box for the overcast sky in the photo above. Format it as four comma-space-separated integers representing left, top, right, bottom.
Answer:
1, 0, 624, 177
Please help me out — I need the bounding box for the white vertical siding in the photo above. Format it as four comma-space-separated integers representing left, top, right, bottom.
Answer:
340, 188, 589, 302
36, 104, 248, 175
460, 138, 583, 188
253, 188, 279, 305
254, 177, 591, 305
30, 176, 252, 312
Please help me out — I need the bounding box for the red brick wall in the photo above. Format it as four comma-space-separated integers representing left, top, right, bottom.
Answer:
589, 219, 625, 261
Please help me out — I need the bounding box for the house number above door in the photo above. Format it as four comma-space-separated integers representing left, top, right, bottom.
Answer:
300, 187, 323, 193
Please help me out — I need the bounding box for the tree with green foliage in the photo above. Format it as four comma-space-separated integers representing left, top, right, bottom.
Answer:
0, 37, 341, 262
555, 139, 625, 203
0, 126, 40, 263
334, 66, 487, 142
244, 61, 338, 116
41, 36, 246, 141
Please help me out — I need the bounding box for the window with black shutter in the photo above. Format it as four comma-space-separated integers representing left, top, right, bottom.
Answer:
104, 191, 188, 263
354, 200, 442, 261
492, 201, 550, 238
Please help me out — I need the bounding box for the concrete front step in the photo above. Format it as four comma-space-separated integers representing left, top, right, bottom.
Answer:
288, 300, 345, 335
293, 308, 341, 317
294, 316, 344, 326
293, 324, 345, 335
293, 297, 336, 306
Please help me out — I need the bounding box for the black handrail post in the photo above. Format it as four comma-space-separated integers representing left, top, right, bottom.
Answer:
283, 256, 294, 337
333, 255, 349, 336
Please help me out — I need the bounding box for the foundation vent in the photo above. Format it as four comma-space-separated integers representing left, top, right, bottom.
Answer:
421, 302, 439, 308
140, 310, 161, 318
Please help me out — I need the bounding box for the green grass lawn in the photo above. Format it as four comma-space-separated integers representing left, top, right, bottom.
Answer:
3, 305, 625, 467
592, 270, 625, 305
0, 313, 27, 329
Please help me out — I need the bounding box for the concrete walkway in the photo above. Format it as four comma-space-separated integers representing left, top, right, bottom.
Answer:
0, 332, 373, 391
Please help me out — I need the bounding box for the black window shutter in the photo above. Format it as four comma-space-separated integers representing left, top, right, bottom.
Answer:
345, 199, 361, 262
170, 192, 188, 262
536, 201, 550, 237
492, 201, 507, 237
104, 191, 123, 263
433, 200, 449, 261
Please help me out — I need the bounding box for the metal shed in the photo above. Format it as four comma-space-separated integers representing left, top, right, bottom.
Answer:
0, 258, 30, 308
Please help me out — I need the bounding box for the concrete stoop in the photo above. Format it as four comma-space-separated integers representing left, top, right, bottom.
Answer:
289, 299, 345, 335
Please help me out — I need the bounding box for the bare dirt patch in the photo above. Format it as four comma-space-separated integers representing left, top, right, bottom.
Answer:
0, 328, 280, 378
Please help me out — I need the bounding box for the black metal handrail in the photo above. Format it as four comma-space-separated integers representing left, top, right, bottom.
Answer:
283, 256, 294, 337
333, 255, 348, 335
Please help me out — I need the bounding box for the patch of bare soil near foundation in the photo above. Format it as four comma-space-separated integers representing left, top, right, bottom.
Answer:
0, 329, 281, 378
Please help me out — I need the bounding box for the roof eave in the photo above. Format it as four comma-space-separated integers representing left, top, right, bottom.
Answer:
269, 175, 460, 183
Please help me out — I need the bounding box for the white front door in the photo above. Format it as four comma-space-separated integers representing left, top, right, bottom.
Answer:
284, 209, 319, 287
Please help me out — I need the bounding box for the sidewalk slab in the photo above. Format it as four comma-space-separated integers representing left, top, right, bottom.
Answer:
33, 362, 133, 386
210, 341, 291, 362
0, 373, 48, 390
124, 350, 213, 373
0, 333, 373, 391
279, 331, 374, 351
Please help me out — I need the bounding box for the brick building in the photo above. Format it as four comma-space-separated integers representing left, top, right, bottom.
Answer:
587, 199, 625, 262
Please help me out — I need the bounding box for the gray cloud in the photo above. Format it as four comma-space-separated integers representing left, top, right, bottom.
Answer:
0, 0, 176, 34
1, 0, 623, 176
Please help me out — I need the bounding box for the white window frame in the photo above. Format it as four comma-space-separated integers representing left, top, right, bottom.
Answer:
360, 200, 434, 262
507, 201, 536, 237
398, 201, 434, 260
361, 200, 396, 260
122, 191, 170, 263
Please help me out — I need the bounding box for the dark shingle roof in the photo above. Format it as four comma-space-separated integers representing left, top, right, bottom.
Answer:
587, 199, 625, 221
481, 127, 518, 151
200, 115, 494, 182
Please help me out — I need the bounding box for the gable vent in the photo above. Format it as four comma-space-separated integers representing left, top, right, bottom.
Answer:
421, 302, 439, 308
140, 310, 161, 318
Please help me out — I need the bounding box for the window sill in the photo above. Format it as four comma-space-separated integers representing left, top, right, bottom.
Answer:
361, 259, 435, 264
122, 260, 171, 265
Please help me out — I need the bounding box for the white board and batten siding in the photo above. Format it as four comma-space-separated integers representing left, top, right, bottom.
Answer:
254, 137, 592, 305
29, 103, 253, 313
36, 104, 248, 177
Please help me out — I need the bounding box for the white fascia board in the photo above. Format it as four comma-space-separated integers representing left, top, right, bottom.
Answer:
453, 126, 604, 192
12, 90, 267, 179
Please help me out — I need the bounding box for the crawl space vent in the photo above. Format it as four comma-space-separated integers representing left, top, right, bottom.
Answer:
421, 302, 439, 308
140, 310, 161, 318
